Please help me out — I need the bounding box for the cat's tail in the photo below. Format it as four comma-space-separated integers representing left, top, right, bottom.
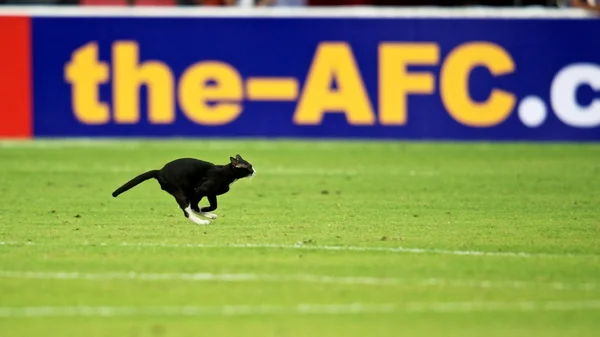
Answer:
112, 170, 159, 197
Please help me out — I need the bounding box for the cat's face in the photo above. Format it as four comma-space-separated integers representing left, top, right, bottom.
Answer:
230, 154, 256, 178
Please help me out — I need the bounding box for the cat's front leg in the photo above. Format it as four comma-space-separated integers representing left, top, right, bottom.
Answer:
190, 207, 215, 220
183, 204, 210, 225
200, 195, 218, 219
200, 212, 217, 220
190, 195, 217, 219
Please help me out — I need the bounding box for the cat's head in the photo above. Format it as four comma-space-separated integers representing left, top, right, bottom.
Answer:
230, 154, 256, 178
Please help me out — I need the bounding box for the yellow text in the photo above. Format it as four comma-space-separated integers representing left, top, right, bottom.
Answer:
65, 40, 516, 128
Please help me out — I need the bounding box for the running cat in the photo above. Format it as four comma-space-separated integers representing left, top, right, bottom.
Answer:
111, 154, 256, 225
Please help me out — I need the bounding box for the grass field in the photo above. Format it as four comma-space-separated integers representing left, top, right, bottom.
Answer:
0, 139, 599, 337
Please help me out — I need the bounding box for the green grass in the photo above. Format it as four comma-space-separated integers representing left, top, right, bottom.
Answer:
0, 139, 599, 337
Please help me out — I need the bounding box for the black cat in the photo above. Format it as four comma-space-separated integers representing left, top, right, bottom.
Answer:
111, 154, 256, 225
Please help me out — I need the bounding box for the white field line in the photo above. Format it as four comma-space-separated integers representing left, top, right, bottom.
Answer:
0, 140, 436, 176
0, 166, 440, 177
0, 270, 596, 292
1, 301, 600, 318
103, 242, 600, 259
0, 241, 596, 259
0, 164, 439, 177
0, 165, 363, 176
0, 139, 395, 150
0, 139, 141, 149
0, 138, 496, 154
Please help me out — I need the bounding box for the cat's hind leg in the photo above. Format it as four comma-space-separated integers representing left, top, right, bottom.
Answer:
174, 192, 209, 225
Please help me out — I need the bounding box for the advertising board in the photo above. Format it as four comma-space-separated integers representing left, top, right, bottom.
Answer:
1, 8, 598, 140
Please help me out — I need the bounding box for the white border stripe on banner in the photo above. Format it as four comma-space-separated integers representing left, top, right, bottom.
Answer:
0, 270, 596, 291
1, 241, 596, 259
0, 6, 594, 19
1, 301, 600, 318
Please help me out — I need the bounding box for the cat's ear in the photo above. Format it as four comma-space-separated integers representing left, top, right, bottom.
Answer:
236, 154, 242, 160
230, 156, 244, 168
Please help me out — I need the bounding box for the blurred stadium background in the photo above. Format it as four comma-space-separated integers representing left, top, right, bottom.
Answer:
0, 1, 599, 337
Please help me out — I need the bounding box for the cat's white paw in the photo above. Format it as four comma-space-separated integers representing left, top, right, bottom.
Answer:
201, 212, 217, 219
184, 205, 210, 225
188, 215, 210, 225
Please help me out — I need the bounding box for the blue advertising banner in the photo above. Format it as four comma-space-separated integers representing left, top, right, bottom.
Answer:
31, 16, 600, 140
